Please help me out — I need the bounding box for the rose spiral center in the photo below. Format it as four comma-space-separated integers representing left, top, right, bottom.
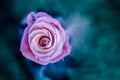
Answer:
39, 36, 50, 46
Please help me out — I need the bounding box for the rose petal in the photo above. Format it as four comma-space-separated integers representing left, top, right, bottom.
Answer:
29, 22, 60, 53
20, 26, 49, 65
26, 12, 35, 26
29, 29, 49, 44
36, 40, 63, 61
35, 16, 64, 31
50, 35, 72, 63
35, 17, 66, 44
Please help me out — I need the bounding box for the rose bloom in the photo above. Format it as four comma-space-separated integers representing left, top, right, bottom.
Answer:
20, 12, 72, 65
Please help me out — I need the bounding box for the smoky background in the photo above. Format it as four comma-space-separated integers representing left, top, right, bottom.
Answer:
0, 0, 120, 80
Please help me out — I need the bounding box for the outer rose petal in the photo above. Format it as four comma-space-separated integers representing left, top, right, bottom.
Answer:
50, 35, 72, 63
26, 12, 35, 26
35, 16, 64, 31
20, 26, 49, 65
26, 12, 51, 26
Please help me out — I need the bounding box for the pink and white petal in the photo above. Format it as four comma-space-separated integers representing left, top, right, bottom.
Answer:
37, 42, 63, 62
50, 35, 72, 63
29, 22, 59, 52
20, 27, 48, 65
29, 29, 48, 44
35, 17, 62, 31
35, 17, 66, 44
31, 35, 54, 53
22, 47, 49, 65
26, 12, 35, 26
20, 27, 31, 56
30, 34, 52, 54
29, 22, 55, 34
30, 35, 55, 57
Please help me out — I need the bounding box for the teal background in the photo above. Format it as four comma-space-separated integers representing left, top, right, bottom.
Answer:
0, 0, 120, 80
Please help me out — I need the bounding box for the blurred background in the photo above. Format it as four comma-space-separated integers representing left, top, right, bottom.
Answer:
0, 0, 120, 80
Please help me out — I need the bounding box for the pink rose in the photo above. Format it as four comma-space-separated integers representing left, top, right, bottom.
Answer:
20, 12, 72, 65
